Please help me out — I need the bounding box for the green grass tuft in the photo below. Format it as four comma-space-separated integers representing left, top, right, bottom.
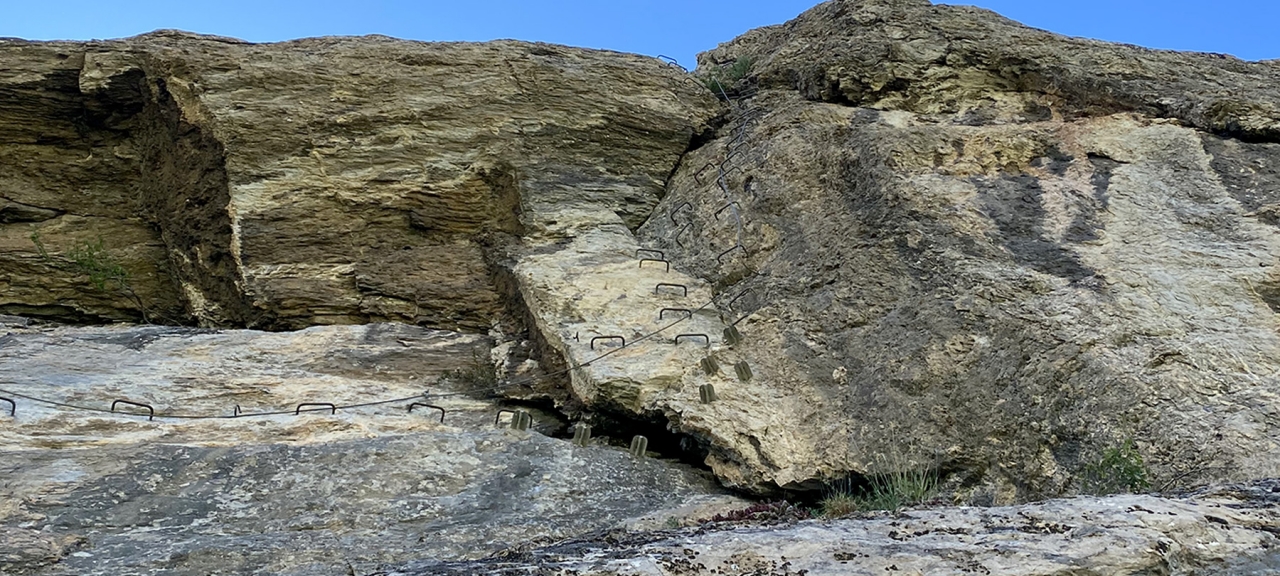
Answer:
819, 464, 939, 518
1083, 438, 1150, 495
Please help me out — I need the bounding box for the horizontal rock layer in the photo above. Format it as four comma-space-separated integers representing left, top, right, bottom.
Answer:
0, 323, 737, 575
406, 482, 1280, 575
0, 32, 717, 329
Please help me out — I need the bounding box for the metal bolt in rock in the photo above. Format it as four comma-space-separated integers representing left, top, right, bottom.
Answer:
572, 424, 592, 447
700, 356, 720, 376
629, 435, 649, 458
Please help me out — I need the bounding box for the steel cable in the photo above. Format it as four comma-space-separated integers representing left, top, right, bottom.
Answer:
0, 287, 742, 421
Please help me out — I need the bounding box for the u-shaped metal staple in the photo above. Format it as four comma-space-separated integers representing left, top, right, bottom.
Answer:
495, 408, 516, 426
639, 258, 671, 272
111, 399, 155, 421
725, 288, 750, 309
295, 403, 337, 415
714, 202, 741, 220
655, 283, 688, 297
674, 333, 711, 347
717, 245, 746, 264
0, 397, 13, 417
590, 335, 626, 350
408, 403, 446, 423
232, 404, 242, 417
695, 163, 716, 186
719, 161, 745, 178
675, 223, 691, 248
656, 54, 682, 69
670, 202, 693, 225
659, 307, 693, 320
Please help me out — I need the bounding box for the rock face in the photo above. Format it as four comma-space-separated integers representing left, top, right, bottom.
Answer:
0, 323, 738, 575
600, 0, 1280, 497
0, 32, 717, 329
4, 0, 1280, 530
401, 482, 1280, 575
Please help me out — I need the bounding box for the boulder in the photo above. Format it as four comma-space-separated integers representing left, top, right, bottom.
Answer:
616, 0, 1280, 497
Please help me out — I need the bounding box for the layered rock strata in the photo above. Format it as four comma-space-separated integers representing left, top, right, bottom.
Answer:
0, 32, 717, 329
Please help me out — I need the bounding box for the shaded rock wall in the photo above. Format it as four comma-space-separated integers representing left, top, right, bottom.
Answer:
0, 33, 717, 330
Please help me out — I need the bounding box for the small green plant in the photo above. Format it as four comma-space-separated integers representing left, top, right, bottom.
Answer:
819, 465, 939, 517
65, 236, 132, 292
1082, 438, 1150, 495
439, 351, 499, 395
31, 232, 150, 321
699, 56, 755, 97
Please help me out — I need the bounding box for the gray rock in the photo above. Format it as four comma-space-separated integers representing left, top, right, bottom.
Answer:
0, 324, 738, 575
393, 483, 1280, 575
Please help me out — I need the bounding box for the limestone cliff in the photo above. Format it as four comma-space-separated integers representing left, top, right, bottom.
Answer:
0, 32, 717, 329
628, 0, 1280, 498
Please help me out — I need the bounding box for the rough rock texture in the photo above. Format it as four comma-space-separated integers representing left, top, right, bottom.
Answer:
600, 0, 1280, 497
399, 482, 1280, 575
0, 324, 738, 575
4, 0, 1280, 543
0, 32, 717, 329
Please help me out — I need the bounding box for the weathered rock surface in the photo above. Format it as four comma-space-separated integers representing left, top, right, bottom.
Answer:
0, 32, 717, 329
0, 323, 738, 575
5, 3, 1280, 570
399, 482, 1280, 575
593, 0, 1280, 497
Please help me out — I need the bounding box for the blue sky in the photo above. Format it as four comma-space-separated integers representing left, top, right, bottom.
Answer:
2, 1, 1276, 67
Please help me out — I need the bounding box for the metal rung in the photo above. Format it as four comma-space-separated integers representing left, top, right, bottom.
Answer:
408, 402, 446, 423
112, 399, 155, 421
295, 402, 336, 415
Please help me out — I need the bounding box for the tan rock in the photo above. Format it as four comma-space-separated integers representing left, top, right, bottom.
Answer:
611, 0, 1280, 495
0, 33, 718, 328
